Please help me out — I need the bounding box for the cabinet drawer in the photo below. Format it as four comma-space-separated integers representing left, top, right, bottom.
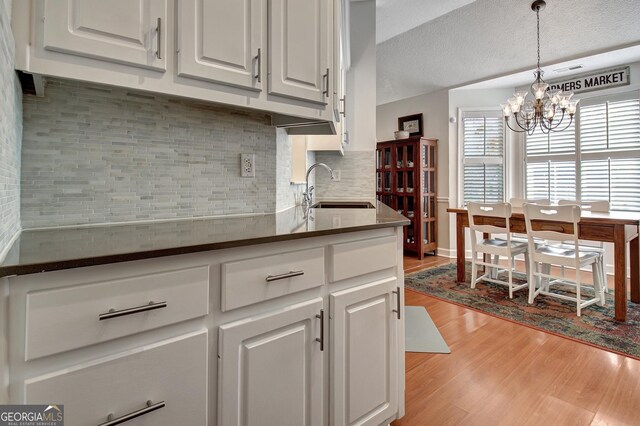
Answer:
25, 266, 209, 360
221, 247, 325, 311
329, 236, 397, 282
25, 330, 208, 425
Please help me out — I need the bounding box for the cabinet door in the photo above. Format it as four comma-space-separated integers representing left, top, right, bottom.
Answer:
178, 0, 263, 91
268, 0, 331, 104
330, 278, 400, 426
218, 298, 324, 426
42, 0, 167, 71
25, 331, 208, 425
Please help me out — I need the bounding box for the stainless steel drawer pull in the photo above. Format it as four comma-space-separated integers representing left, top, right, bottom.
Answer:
323, 68, 330, 97
340, 96, 346, 116
99, 400, 165, 426
99, 301, 167, 321
316, 309, 324, 351
392, 286, 401, 320
155, 18, 162, 59
255, 48, 262, 82
265, 270, 304, 282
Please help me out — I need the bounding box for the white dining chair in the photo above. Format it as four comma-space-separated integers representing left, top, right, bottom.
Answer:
523, 203, 606, 316
468, 202, 529, 298
509, 198, 551, 209
558, 200, 610, 291
508, 198, 551, 259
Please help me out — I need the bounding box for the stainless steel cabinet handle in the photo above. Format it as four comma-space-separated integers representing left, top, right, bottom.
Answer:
316, 309, 324, 351
392, 286, 401, 320
340, 96, 346, 116
99, 301, 167, 321
323, 68, 330, 97
255, 48, 262, 83
265, 270, 304, 282
155, 18, 162, 59
98, 400, 165, 426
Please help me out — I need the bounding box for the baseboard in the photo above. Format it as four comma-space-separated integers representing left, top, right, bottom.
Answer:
436, 247, 456, 258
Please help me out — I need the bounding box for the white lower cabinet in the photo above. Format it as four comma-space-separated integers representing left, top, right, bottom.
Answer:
6, 228, 404, 425
24, 330, 208, 425
218, 298, 324, 426
330, 278, 399, 426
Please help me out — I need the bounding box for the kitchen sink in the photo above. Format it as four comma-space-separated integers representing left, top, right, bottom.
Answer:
311, 201, 375, 209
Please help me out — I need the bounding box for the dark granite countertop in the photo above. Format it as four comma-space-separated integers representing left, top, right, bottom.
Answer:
0, 201, 409, 277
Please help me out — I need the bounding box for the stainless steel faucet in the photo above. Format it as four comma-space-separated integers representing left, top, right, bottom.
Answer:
303, 163, 335, 207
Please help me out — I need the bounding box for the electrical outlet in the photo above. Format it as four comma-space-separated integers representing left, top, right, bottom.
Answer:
333, 170, 341, 181
241, 154, 255, 177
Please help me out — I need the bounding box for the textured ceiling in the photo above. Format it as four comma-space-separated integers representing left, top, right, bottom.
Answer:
376, 0, 640, 105
376, 0, 477, 44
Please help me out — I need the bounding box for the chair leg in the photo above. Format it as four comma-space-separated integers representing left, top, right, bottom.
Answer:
600, 259, 608, 294
528, 259, 537, 304
471, 253, 478, 289
542, 263, 551, 291
507, 256, 514, 299
576, 269, 581, 317
594, 259, 606, 306
492, 254, 499, 278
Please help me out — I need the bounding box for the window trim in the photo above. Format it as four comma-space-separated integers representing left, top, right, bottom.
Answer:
458, 107, 507, 205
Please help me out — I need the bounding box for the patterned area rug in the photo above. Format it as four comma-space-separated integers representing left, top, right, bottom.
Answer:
405, 262, 640, 360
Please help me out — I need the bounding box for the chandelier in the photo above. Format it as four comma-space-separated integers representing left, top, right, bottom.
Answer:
501, 0, 579, 135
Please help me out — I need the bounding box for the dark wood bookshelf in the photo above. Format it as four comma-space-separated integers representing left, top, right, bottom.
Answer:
376, 137, 438, 259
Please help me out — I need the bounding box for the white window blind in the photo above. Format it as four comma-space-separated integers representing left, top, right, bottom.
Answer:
525, 90, 640, 211
579, 94, 640, 211
526, 119, 576, 155
462, 112, 504, 204
526, 161, 577, 202
525, 116, 577, 203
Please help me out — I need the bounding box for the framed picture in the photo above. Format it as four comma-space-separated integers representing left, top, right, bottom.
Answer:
398, 113, 423, 137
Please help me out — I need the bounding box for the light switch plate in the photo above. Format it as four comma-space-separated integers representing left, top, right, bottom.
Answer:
241, 154, 255, 177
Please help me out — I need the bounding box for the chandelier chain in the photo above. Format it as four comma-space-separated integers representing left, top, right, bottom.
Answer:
536, 7, 541, 71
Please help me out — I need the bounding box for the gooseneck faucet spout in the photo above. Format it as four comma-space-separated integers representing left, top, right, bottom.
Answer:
303, 163, 335, 207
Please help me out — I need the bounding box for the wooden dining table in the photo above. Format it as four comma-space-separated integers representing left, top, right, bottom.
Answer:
447, 207, 640, 321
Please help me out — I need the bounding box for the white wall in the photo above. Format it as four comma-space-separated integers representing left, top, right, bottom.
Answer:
345, 0, 376, 152
0, 0, 22, 260
377, 87, 514, 256
314, 0, 376, 201
376, 89, 450, 250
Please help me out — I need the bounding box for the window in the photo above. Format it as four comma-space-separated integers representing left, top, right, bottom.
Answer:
462, 111, 504, 204
580, 94, 640, 211
525, 90, 640, 211
525, 118, 577, 202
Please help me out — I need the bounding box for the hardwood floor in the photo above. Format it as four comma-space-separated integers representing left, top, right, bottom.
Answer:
395, 255, 640, 425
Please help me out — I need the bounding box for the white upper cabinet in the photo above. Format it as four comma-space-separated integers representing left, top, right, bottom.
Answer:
42, 0, 167, 71
177, 0, 264, 91
268, 0, 332, 104
13, 0, 338, 128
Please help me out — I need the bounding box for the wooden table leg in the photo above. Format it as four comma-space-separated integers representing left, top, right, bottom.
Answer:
630, 234, 639, 303
456, 213, 465, 283
614, 224, 627, 322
